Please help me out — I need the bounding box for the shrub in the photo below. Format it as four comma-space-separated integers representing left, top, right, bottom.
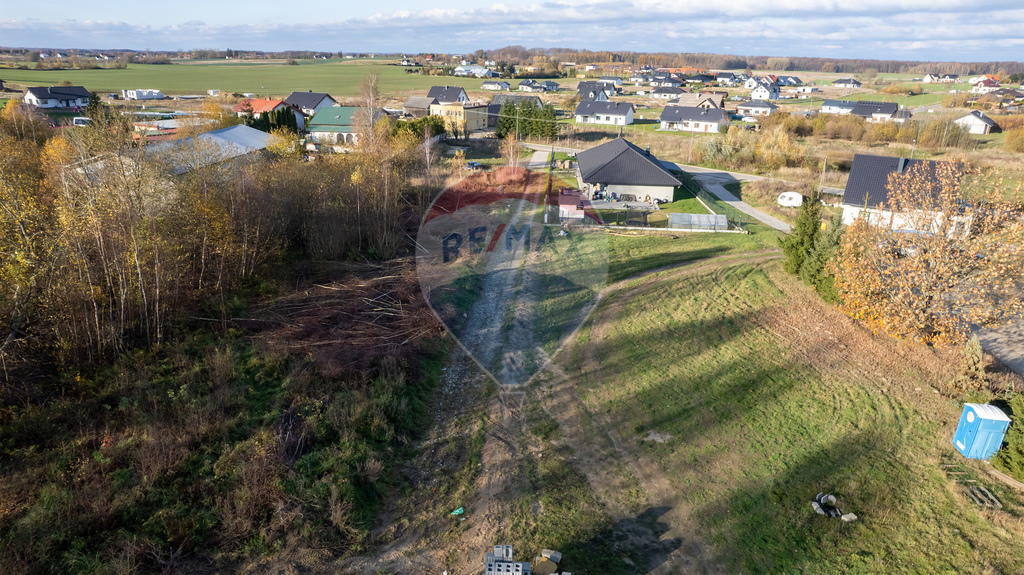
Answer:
993, 393, 1024, 482
1006, 129, 1024, 153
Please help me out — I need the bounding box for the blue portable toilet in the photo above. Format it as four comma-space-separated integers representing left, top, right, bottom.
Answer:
952, 403, 1011, 460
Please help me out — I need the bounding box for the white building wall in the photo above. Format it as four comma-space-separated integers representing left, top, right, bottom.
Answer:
607, 184, 675, 203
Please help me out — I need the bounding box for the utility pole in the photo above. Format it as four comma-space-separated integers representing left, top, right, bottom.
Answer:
818, 155, 827, 193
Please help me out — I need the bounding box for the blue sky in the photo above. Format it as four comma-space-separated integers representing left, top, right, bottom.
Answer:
2, 0, 1021, 62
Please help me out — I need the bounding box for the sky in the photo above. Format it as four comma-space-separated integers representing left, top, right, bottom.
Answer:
2, 0, 1021, 62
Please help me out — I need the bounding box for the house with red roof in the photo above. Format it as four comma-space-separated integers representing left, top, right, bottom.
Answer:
231, 98, 306, 129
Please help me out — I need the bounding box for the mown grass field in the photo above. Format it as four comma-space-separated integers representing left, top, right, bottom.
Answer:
0, 60, 505, 99
568, 259, 1024, 573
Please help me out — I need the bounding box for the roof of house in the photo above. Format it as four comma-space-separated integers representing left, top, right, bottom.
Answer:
668, 93, 721, 108
403, 96, 439, 109
599, 76, 621, 81
659, 106, 728, 124
833, 78, 861, 85
284, 91, 336, 110
26, 85, 92, 99
957, 110, 996, 126
574, 101, 634, 117
481, 80, 508, 86
822, 99, 857, 110
737, 99, 778, 109
851, 101, 899, 117
576, 138, 681, 187
150, 125, 274, 174
490, 94, 542, 107
652, 87, 685, 94
426, 85, 467, 102
843, 154, 944, 209
306, 106, 359, 133
231, 99, 296, 114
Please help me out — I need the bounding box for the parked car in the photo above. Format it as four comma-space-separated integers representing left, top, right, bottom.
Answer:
464, 161, 483, 170
71, 117, 93, 127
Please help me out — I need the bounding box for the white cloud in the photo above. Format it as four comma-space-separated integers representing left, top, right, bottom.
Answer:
0, 1, 1020, 61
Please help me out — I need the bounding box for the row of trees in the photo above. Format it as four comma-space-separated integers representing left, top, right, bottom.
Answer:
494, 100, 559, 140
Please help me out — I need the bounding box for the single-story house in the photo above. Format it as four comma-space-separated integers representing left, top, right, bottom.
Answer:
777, 76, 803, 86
833, 78, 862, 89
577, 81, 615, 99
574, 101, 634, 125
651, 77, 683, 88
659, 106, 728, 133
923, 74, 942, 83
23, 85, 92, 109
306, 106, 361, 145
539, 80, 560, 91
403, 96, 438, 118
518, 79, 546, 92
954, 110, 997, 135
796, 86, 819, 94
841, 154, 961, 230
231, 99, 306, 129
970, 78, 1000, 94
122, 89, 164, 100
427, 85, 469, 104
650, 87, 685, 100
599, 76, 623, 87
284, 91, 338, 116
736, 100, 778, 117
744, 76, 765, 89
574, 137, 681, 203
453, 65, 491, 77
850, 101, 899, 122
716, 72, 737, 85
482, 80, 510, 91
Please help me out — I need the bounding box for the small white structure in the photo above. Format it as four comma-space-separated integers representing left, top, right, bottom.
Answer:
777, 192, 805, 207
122, 89, 164, 100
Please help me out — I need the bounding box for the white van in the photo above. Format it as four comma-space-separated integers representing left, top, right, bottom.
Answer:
71, 117, 93, 127
777, 192, 805, 207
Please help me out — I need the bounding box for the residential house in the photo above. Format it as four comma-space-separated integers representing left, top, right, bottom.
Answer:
970, 78, 1000, 94
832, 78, 862, 89
584, 64, 599, 71
599, 76, 623, 87
574, 101, 634, 126
777, 76, 803, 86
685, 74, 715, 84
305, 106, 361, 145
284, 91, 338, 116
629, 73, 651, 83
650, 86, 686, 100
429, 102, 489, 133
518, 79, 546, 92
231, 98, 306, 129
715, 72, 737, 85
651, 77, 683, 88
820, 99, 857, 114
744, 76, 765, 89
954, 110, 997, 134
969, 74, 998, 85
577, 81, 615, 100
538, 80, 560, 91
454, 64, 494, 77
659, 106, 728, 133
923, 74, 943, 83
695, 91, 727, 107
666, 93, 721, 109
849, 101, 900, 122
763, 75, 779, 85
403, 96, 438, 118
574, 137, 681, 203
941, 74, 960, 83
427, 85, 470, 104
481, 80, 510, 91
751, 82, 780, 100
23, 85, 91, 109
736, 100, 778, 117
841, 154, 961, 230
795, 86, 819, 94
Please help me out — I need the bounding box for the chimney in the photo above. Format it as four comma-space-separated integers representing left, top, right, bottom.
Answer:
897, 157, 907, 174
645, 147, 650, 155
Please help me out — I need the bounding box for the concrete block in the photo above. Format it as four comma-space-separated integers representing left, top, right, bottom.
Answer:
541, 549, 562, 563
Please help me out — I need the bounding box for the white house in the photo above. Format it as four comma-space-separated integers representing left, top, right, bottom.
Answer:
833, 78, 862, 89
744, 76, 764, 89
481, 80, 510, 91
24, 86, 92, 109
122, 89, 164, 100
841, 154, 962, 231
821, 99, 857, 114
283, 91, 338, 116
751, 83, 780, 100
659, 106, 727, 133
736, 100, 778, 117
954, 111, 997, 135
650, 87, 685, 100
454, 65, 491, 77
574, 101, 634, 125
599, 76, 623, 87
427, 85, 469, 104
970, 78, 1000, 94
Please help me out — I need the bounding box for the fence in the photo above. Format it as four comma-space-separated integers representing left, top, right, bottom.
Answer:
676, 176, 750, 231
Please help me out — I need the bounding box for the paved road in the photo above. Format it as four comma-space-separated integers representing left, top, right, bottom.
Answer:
524, 150, 551, 170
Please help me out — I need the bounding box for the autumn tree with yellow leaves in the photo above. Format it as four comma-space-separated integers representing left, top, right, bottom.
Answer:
831, 160, 1024, 345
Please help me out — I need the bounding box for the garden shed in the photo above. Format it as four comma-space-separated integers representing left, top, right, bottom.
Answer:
953, 403, 1011, 460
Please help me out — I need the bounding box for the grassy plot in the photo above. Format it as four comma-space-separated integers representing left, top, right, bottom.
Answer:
606, 231, 771, 282
0, 61, 492, 99
574, 261, 1024, 573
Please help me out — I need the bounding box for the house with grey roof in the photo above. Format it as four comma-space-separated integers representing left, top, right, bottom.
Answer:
577, 81, 615, 100
659, 106, 728, 133
284, 91, 338, 116
599, 76, 623, 87
481, 80, 510, 91
841, 154, 962, 229
426, 85, 469, 104
574, 101, 634, 126
574, 137, 681, 203
736, 100, 778, 117
821, 99, 857, 114
833, 78, 862, 89
650, 86, 686, 100
403, 96, 438, 118
850, 101, 899, 122
954, 110, 997, 134
23, 85, 91, 109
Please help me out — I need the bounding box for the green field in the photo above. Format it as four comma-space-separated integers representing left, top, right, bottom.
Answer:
567, 259, 1024, 573
0, 60, 518, 99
